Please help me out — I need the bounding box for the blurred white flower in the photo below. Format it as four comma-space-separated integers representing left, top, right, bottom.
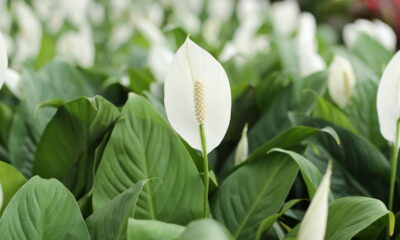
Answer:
343, 19, 397, 51
270, 0, 300, 36
0, 0, 12, 33
32, 0, 65, 33
0, 32, 7, 90
164, 38, 231, 153
202, 0, 234, 46
108, 24, 134, 50
89, 1, 106, 26
148, 45, 174, 82
234, 124, 248, 165
297, 13, 326, 77
328, 55, 356, 108
5, 69, 22, 98
298, 162, 332, 240
377, 51, 400, 144
61, 0, 90, 26
13, 1, 43, 67
57, 25, 95, 67
133, 16, 167, 46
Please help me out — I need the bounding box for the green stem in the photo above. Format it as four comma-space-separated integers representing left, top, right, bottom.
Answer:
389, 120, 400, 211
199, 124, 209, 218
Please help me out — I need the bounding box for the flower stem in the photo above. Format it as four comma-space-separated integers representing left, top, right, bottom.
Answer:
388, 120, 400, 211
199, 124, 209, 218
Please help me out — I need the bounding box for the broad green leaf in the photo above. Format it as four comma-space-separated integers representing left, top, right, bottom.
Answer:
92, 94, 203, 224
269, 148, 324, 198
179, 219, 233, 240
8, 61, 94, 177
33, 96, 119, 196
256, 199, 304, 240
313, 95, 357, 133
213, 153, 298, 240
325, 196, 394, 240
291, 114, 391, 200
0, 176, 90, 239
127, 219, 185, 240
249, 71, 327, 150
86, 180, 147, 240
0, 102, 12, 148
0, 161, 26, 215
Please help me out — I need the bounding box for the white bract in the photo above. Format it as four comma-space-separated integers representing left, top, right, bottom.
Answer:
164, 39, 231, 153
377, 51, 400, 144
343, 19, 397, 51
297, 13, 326, 77
13, 1, 43, 66
57, 25, 95, 67
148, 45, 174, 82
298, 162, 332, 240
270, 0, 300, 36
5, 69, 22, 98
328, 55, 356, 108
234, 124, 249, 165
0, 32, 7, 90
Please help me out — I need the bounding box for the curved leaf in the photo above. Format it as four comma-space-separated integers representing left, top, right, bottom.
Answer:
86, 180, 147, 240
213, 153, 298, 240
33, 96, 119, 196
0, 176, 90, 239
92, 94, 203, 224
179, 219, 233, 240
0, 161, 26, 215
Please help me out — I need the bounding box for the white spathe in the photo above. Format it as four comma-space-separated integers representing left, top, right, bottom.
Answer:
298, 162, 332, 240
297, 13, 326, 77
343, 19, 397, 51
0, 32, 7, 90
328, 55, 356, 108
234, 124, 249, 165
5, 69, 22, 98
148, 45, 174, 82
13, 1, 43, 67
377, 51, 400, 144
164, 39, 231, 153
56, 25, 95, 67
270, 0, 300, 36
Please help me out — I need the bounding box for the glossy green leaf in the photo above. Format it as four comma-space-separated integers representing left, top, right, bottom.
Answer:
213, 153, 298, 240
86, 180, 147, 240
8, 61, 94, 177
33, 96, 119, 196
0, 161, 26, 215
325, 196, 394, 240
0, 176, 90, 239
179, 219, 233, 240
92, 94, 203, 224
127, 219, 185, 240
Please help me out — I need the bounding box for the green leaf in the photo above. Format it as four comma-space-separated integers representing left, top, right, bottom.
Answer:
33, 96, 119, 196
8, 61, 94, 177
0, 102, 13, 148
92, 94, 203, 224
0, 176, 90, 239
256, 199, 304, 240
313, 95, 357, 133
249, 71, 327, 150
213, 153, 298, 240
86, 180, 147, 240
0, 161, 26, 215
179, 219, 233, 240
269, 148, 324, 198
325, 196, 394, 240
127, 219, 185, 240
291, 114, 391, 200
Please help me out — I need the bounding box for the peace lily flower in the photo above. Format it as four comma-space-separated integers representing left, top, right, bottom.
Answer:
148, 45, 174, 82
297, 13, 326, 77
298, 162, 332, 240
13, 1, 43, 67
5, 69, 22, 98
343, 19, 397, 51
56, 25, 95, 68
377, 51, 400, 210
328, 55, 356, 108
0, 32, 7, 90
270, 0, 300, 36
234, 124, 249, 166
164, 38, 231, 217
